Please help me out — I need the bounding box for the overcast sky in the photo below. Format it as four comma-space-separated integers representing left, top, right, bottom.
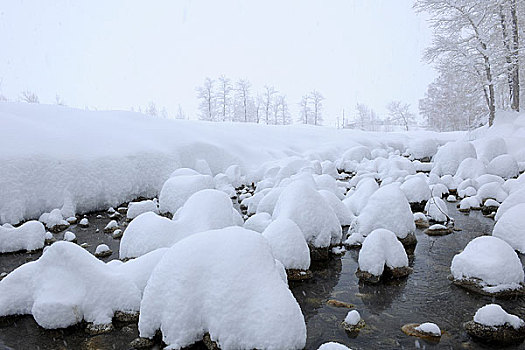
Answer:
0, 0, 435, 126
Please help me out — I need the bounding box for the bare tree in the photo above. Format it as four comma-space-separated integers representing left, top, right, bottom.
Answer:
217, 75, 232, 121
196, 77, 215, 121
386, 100, 415, 131
310, 90, 324, 126
254, 94, 263, 123
298, 94, 310, 124
263, 85, 277, 124
278, 95, 291, 125
175, 104, 186, 120
145, 101, 158, 117
236, 79, 251, 122
20, 90, 39, 103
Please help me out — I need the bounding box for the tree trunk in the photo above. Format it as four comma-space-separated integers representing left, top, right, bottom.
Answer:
499, 5, 515, 109
510, 0, 520, 111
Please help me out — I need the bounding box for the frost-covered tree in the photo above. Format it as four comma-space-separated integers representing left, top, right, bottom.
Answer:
20, 90, 39, 104
298, 94, 311, 124
278, 95, 292, 125
175, 104, 186, 120
196, 77, 216, 121
55, 94, 65, 106
145, 101, 158, 117
263, 85, 277, 124
235, 79, 251, 122
254, 94, 263, 123
386, 100, 415, 131
310, 90, 324, 126
217, 75, 233, 121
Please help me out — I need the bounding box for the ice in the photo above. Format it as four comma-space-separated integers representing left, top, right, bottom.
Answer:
127, 200, 159, 220
158, 174, 214, 214
262, 218, 310, 270
354, 183, 415, 239
0, 221, 45, 253
473, 304, 524, 329
415, 323, 441, 336
273, 181, 342, 248
358, 228, 409, 276
493, 203, 525, 253
120, 189, 242, 258
451, 236, 524, 290
138, 227, 306, 350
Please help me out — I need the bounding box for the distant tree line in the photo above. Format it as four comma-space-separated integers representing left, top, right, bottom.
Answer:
415, 0, 523, 131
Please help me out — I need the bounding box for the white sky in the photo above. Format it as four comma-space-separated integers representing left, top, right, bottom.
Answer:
0, 0, 435, 126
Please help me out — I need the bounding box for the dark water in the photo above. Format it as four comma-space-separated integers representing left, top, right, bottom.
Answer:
1, 204, 524, 350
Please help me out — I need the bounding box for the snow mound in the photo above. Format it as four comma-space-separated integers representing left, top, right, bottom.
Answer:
243, 212, 272, 233
400, 176, 431, 203
262, 218, 310, 270
0, 221, 45, 253
451, 236, 524, 290
158, 174, 214, 214
138, 227, 306, 350
319, 190, 354, 226
344, 310, 361, 326
425, 197, 448, 222
38, 208, 69, 231
495, 186, 525, 220
475, 137, 508, 163
493, 203, 525, 253
127, 200, 159, 220
473, 304, 524, 329
476, 182, 508, 203
358, 229, 409, 276
354, 183, 415, 239
273, 181, 342, 248
432, 141, 477, 176
120, 189, 241, 258
407, 138, 438, 160
343, 177, 378, 216
317, 343, 352, 350
455, 158, 486, 180
415, 323, 441, 336
0, 242, 142, 328
487, 155, 519, 179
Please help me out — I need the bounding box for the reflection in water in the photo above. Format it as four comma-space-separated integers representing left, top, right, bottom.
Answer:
1, 203, 525, 350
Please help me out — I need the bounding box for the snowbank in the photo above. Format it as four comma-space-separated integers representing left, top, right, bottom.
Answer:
0, 221, 45, 253
492, 203, 525, 253
138, 227, 306, 349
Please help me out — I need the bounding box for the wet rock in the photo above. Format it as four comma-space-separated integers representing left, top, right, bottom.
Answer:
414, 218, 429, 229
130, 337, 155, 349
424, 224, 453, 236
402, 323, 441, 342
409, 201, 427, 213
450, 276, 525, 298
203, 333, 220, 350
327, 299, 355, 308
104, 220, 119, 233
343, 319, 366, 333
85, 322, 114, 335
94, 244, 112, 258
356, 269, 381, 284
117, 207, 127, 214
356, 265, 412, 284
112, 229, 123, 239
465, 321, 525, 345
286, 269, 313, 281
399, 233, 417, 247
309, 245, 330, 261
78, 218, 89, 228
114, 310, 139, 323
0, 272, 7, 281
48, 223, 70, 233
80, 242, 90, 249
66, 216, 77, 224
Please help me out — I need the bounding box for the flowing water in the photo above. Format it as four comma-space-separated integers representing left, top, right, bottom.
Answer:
1, 203, 524, 350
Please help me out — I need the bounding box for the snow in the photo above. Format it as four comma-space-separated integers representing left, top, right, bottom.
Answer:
415, 323, 441, 336
425, 197, 449, 222
455, 158, 486, 180
79, 218, 89, 226
63, 231, 76, 242
492, 203, 525, 253
273, 181, 342, 248
474, 137, 508, 163
158, 174, 214, 214
256, 187, 284, 215
358, 229, 409, 276
262, 218, 310, 270
343, 177, 379, 216
39, 208, 69, 230
400, 176, 431, 203
127, 200, 159, 220
495, 186, 525, 220
476, 182, 508, 203
243, 212, 272, 233
446, 195, 457, 202
451, 236, 524, 290
354, 183, 415, 239
0, 221, 45, 253
104, 220, 118, 231
120, 189, 242, 258
407, 138, 438, 160
95, 244, 111, 255
318, 189, 354, 226
486, 154, 519, 179
138, 227, 306, 350
317, 343, 352, 350
473, 304, 524, 329
344, 310, 361, 326
431, 141, 477, 176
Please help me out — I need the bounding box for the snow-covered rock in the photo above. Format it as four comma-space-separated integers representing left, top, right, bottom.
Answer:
127, 200, 159, 220
465, 304, 525, 345
343, 177, 378, 216
262, 218, 310, 270
243, 212, 272, 233
495, 186, 525, 221
425, 196, 449, 223
273, 181, 342, 248
78, 218, 89, 227
455, 158, 487, 180
318, 190, 354, 226
407, 138, 438, 160
400, 176, 431, 204
487, 154, 519, 179
476, 182, 508, 203
451, 236, 524, 295
0, 221, 45, 253
63, 231, 76, 242
317, 343, 352, 350
415, 323, 441, 337
356, 229, 410, 283
432, 141, 477, 176
474, 304, 524, 329
493, 203, 525, 253
138, 227, 306, 350
39, 208, 69, 232
158, 174, 214, 214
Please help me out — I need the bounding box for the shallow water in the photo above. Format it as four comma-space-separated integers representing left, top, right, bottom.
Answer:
1, 203, 524, 349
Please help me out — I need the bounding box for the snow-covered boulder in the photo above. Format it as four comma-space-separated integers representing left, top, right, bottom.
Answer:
455, 158, 487, 180
424, 196, 449, 223
495, 186, 525, 220
243, 212, 272, 233
487, 154, 519, 179
450, 236, 524, 296
432, 141, 477, 176
38, 208, 69, 232
262, 218, 310, 271
256, 187, 285, 215
0, 221, 45, 253
138, 227, 306, 350
158, 174, 214, 214
343, 177, 378, 216
356, 229, 411, 283
475, 137, 507, 163
0, 242, 142, 329
127, 200, 159, 220
353, 183, 415, 244
493, 203, 525, 253
407, 138, 438, 161
317, 343, 352, 350
465, 304, 525, 345
342, 310, 365, 332
476, 182, 508, 203
340, 146, 371, 163
120, 189, 241, 259
319, 190, 354, 226
273, 181, 342, 249
402, 322, 442, 339
400, 176, 431, 211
